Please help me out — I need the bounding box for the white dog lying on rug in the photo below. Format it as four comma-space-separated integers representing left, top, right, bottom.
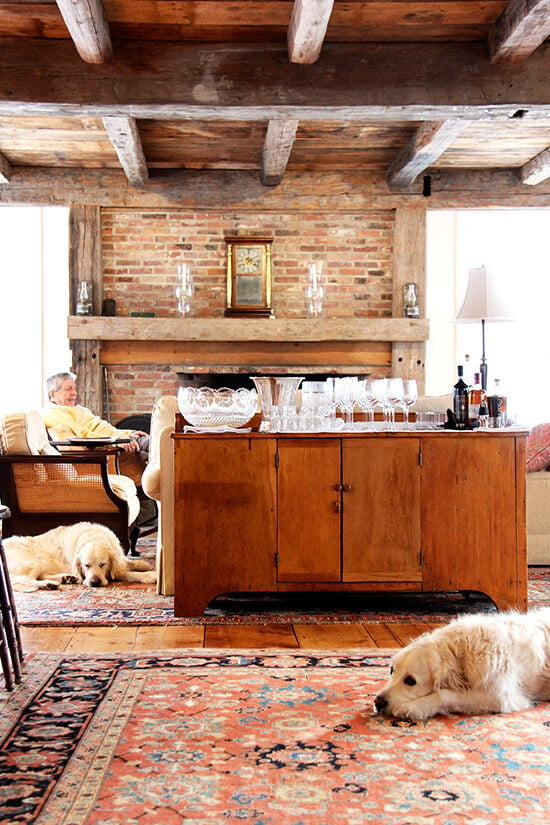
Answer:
4, 522, 156, 591
374, 610, 550, 720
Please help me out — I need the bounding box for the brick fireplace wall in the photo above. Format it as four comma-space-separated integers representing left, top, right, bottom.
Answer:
100, 208, 395, 423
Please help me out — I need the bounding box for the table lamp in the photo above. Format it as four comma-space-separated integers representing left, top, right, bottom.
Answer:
455, 266, 513, 391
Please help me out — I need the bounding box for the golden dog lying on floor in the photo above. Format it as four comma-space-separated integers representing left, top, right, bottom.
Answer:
374, 609, 550, 720
4, 521, 156, 591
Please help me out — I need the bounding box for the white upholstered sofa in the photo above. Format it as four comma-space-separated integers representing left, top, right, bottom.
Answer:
142, 393, 550, 596
141, 396, 179, 595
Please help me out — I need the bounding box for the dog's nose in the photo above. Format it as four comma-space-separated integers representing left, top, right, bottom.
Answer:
374, 695, 388, 713
89, 578, 102, 587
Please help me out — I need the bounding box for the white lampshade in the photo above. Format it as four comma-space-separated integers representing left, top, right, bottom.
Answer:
455, 266, 514, 323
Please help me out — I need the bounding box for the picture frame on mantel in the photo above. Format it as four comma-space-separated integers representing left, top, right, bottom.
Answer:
224, 235, 274, 317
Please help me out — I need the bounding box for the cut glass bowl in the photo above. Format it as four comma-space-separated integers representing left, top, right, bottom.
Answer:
177, 386, 258, 428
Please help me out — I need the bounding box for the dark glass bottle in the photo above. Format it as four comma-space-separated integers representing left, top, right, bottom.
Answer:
453, 365, 469, 429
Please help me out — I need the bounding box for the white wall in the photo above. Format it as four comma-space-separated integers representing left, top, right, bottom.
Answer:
426, 209, 550, 426
0, 206, 70, 413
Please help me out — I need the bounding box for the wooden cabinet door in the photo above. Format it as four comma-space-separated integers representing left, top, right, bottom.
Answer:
174, 437, 277, 616
421, 434, 526, 610
277, 438, 341, 581
342, 438, 422, 582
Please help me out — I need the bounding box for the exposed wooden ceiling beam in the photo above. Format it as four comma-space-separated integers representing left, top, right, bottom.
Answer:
1, 42, 550, 120
103, 116, 148, 186
489, 0, 550, 63
387, 121, 471, 190
287, 0, 334, 64
520, 145, 550, 183
261, 120, 299, 185
55, 0, 113, 64
0, 151, 11, 183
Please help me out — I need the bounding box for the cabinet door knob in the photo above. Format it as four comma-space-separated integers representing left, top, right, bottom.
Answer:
342, 484, 352, 493
333, 483, 343, 491
333, 501, 340, 512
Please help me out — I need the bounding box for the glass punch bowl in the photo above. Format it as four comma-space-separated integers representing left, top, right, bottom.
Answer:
177, 386, 258, 428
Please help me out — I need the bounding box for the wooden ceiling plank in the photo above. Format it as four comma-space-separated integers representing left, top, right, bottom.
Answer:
102, 116, 148, 185
386, 120, 471, 189
0, 150, 11, 183
520, 144, 550, 183
261, 119, 299, 185
489, 0, 550, 63
55, 0, 113, 63
287, 0, 335, 64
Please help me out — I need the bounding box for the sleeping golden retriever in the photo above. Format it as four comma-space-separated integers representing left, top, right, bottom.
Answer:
374, 609, 550, 720
4, 521, 156, 591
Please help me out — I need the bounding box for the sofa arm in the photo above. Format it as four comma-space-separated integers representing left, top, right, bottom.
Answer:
142, 462, 161, 501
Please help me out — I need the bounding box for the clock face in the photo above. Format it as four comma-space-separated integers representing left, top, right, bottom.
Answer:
235, 246, 263, 274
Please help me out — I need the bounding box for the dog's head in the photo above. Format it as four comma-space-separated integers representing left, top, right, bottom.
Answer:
68, 523, 125, 587
373, 634, 469, 720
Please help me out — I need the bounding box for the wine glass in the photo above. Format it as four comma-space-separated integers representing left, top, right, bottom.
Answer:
386, 378, 404, 429
356, 379, 377, 429
334, 376, 358, 429
401, 379, 418, 429
372, 379, 390, 428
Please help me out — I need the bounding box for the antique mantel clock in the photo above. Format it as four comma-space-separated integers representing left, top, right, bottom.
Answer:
224, 235, 274, 317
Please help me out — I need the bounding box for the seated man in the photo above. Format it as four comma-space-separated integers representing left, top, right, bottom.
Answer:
43, 372, 156, 530
43, 372, 149, 461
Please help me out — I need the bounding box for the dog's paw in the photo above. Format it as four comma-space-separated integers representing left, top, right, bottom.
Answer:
38, 580, 60, 590
141, 571, 157, 584
61, 574, 79, 585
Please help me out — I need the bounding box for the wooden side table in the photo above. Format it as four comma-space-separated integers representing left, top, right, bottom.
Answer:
0, 505, 24, 690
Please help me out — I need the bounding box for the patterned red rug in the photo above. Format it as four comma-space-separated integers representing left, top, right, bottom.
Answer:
12, 568, 550, 627
1, 650, 549, 825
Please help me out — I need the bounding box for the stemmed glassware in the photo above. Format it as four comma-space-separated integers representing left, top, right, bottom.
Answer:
372, 379, 390, 428
356, 379, 377, 429
400, 379, 418, 429
386, 378, 404, 429
334, 376, 358, 429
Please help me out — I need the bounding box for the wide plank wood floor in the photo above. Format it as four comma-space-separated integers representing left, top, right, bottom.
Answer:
20, 620, 444, 653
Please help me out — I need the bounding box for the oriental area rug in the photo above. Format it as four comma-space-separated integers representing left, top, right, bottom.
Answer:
12, 568, 550, 627
1, 650, 549, 825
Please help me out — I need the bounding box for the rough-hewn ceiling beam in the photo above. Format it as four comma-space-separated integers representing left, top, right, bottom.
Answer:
1, 41, 549, 120
261, 120, 299, 185
287, 0, 334, 64
102, 116, 148, 186
55, 0, 113, 64
520, 145, 550, 183
489, 0, 550, 63
0, 151, 11, 183
387, 120, 471, 190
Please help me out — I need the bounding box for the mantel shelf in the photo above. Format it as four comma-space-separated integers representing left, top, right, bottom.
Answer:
68, 316, 429, 343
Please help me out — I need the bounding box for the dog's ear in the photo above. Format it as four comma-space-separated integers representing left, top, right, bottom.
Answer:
435, 642, 470, 692
71, 554, 84, 583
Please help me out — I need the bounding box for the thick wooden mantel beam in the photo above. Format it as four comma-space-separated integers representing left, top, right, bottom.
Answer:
489, 0, 550, 63
1, 41, 550, 119
55, 0, 113, 64
287, 0, 334, 64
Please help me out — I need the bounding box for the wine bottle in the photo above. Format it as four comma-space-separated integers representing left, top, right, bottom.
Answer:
468, 372, 487, 424
487, 378, 508, 427
453, 365, 469, 429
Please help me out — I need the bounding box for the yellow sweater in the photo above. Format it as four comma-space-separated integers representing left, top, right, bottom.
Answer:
42, 405, 133, 441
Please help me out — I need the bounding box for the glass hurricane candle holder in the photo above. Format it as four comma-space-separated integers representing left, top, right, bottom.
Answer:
176, 263, 194, 316
305, 262, 325, 317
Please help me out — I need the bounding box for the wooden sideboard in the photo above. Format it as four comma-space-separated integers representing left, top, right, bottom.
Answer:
172, 430, 527, 617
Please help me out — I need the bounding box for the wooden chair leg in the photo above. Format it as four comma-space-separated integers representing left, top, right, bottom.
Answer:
0, 616, 14, 691
0, 540, 23, 683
